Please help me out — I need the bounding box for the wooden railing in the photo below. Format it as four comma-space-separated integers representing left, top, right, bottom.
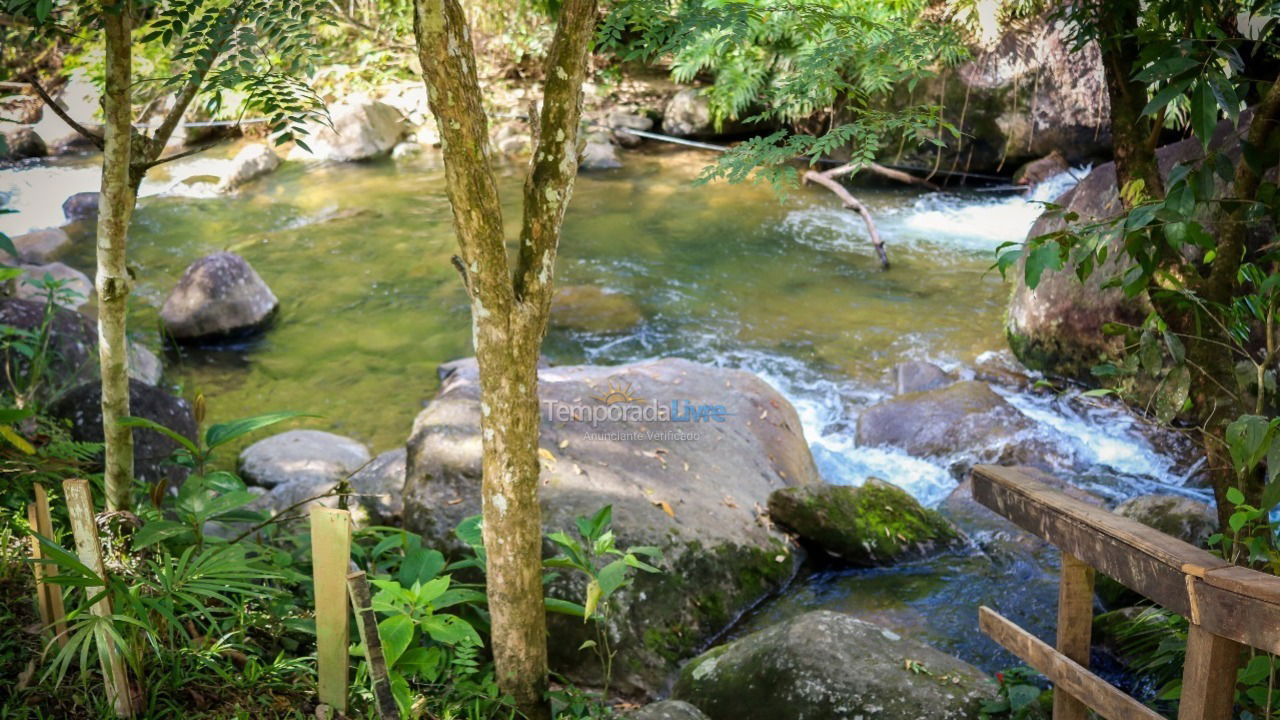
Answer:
972, 464, 1280, 720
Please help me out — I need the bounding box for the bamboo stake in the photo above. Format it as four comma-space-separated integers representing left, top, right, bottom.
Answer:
311, 506, 352, 713
348, 569, 399, 719
27, 483, 68, 647
63, 479, 135, 718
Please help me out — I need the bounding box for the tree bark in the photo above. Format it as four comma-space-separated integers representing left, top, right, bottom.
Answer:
413, 2, 597, 718
1095, 0, 1164, 202
98, 0, 136, 512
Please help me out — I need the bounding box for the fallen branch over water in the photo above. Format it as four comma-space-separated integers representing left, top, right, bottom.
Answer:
802, 168, 890, 270
820, 161, 940, 191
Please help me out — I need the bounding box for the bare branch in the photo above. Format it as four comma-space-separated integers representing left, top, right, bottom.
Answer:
803, 169, 889, 269
140, 138, 221, 169
21, 78, 104, 150
821, 161, 940, 191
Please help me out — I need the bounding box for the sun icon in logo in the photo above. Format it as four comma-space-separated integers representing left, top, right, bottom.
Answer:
593, 378, 641, 405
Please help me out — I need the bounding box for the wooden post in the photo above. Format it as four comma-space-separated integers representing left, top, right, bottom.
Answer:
27, 486, 68, 647
1053, 552, 1095, 720
348, 569, 399, 719
311, 506, 352, 713
1177, 624, 1241, 720
63, 479, 135, 718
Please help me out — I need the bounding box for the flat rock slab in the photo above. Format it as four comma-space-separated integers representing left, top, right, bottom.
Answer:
673, 610, 995, 720
239, 429, 372, 488
404, 356, 821, 696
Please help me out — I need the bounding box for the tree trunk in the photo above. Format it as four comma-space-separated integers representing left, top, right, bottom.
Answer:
1095, 0, 1164, 201
98, 0, 136, 513
412, 2, 596, 717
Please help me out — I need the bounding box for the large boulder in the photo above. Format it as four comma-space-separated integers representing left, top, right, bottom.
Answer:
892, 360, 953, 395
160, 252, 278, 342
404, 357, 820, 696
662, 89, 756, 139
628, 701, 709, 720
672, 610, 995, 720
49, 380, 196, 485
0, 126, 46, 161
1115, 494, 1216, 547
768, 479, 963, 565
856, 381, 1074, 473
287, 97, 405, 162
16, 262, 93, 310
1006, 117, 1249, 382
0, 297, 96, 392
886, 18, 1108, 173
4, 228, 73, 264
550, 285, 643, 334
239, 429, 372, 488
216, 143, 281, 193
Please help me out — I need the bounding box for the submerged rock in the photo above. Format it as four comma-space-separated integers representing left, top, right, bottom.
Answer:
892, 360, 953, 394
217, 143, 281, 193
404, 357, 819, 696
856, 381, 1073, 473
672, 610, 995, 720
5, 228, 73, 264
579, 136, 622, 171
62, 192, 100, 223
287, 97, 405, 162
160, 252, 278, 342
768, 479, 963, 565
49, 379, 196, 485
239, 429, 371, 488
1115, 494, 1216, 547
550, 285, 642, 333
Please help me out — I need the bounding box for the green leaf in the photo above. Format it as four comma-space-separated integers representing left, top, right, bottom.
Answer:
1226, 415, 1274, 476
583, 579, 602, 621
545, 597, 586, 618
0, 232, 19, 263
398, 548, 445, 588
1155, 366, 1190, 424
204, 411, 311, 450
31, 533, 102, 584
131, 520, 192, 550
420, 614, 481, 646
120, 416, 199, 456
1008, 684, 1041, 712
1190, 82, 1218, 150
596, 559, 630, 597
1227, 487, 1246, 505
1024, 242, 1064, 289
377, 614, 414, 668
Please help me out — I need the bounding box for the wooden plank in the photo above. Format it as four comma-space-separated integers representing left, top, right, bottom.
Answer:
1053, 552, 1095, 720
311, 506, 352, 712
348, 570, 399, 719
32, 484, 67, 646
971, 465, 1228, 616
1193, 575, 1280, 655
27, 503, 53, 630
1177, 624, 1241, 720
1203, 564, 1280, 605
63, 479, 135, 718
978, 606, 1163, 720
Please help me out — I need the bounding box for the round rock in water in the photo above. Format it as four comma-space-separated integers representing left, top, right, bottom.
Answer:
239, 429, 372, 488
62, 192, 100, 222
160, 251, 278, 342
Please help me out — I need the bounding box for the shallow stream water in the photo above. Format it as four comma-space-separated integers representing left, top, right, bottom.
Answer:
1, 143, 1206, 675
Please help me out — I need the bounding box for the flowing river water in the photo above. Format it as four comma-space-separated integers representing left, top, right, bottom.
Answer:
2, 143, 1206, 677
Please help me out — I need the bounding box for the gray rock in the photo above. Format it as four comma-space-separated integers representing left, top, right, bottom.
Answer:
550, 285, 642, 334
62, 192, 100, 223
5, 228, 72, 264
1013, 150, 1069, 186
349, 448, 406, 522
627, 700, 709, 720
404, 357, 819, 696
0, 297, 96, 393
16, 262, 92, 310
216, 143, 280, 192
768, 479, 962, 565
856, 381, 1074, 472
239, 429, 372, 488
49, 379, 196, 486
893, 360, 952, 394
287, 97, 405, 162
663, 89, 754, 138
33, 70, 102, 155
160, 252, 278, 342
1, 126, 46, 160
579, 137, 622, 171
391, 141, 424, 160
672, 610, 996, 720
609, 111, 654, 148
0, 94, 42, 124
128, 343, 163, 386
1115, 494, 1216, 547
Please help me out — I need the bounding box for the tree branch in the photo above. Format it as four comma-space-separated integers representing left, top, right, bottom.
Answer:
821, 161, 939, 191
140, 138, 221, 169
21, 78, 104, 150
803, 169, 890, 269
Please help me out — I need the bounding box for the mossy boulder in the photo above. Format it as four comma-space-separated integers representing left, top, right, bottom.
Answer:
673, 611, 995, 720
404, 357, 820, 697
1115, 494, 1216, 547
550, 285, 643, 334
768, 479, 962, 565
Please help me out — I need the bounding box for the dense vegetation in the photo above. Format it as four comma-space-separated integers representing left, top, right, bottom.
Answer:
3, 0, 1280, 718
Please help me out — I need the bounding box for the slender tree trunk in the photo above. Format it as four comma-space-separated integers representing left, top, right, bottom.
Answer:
1094, 0, 1164, 201
413, 1, 596, 717
98, 0, 136, 512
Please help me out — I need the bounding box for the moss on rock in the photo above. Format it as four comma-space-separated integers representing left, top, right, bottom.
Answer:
768, 479, 962, 565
